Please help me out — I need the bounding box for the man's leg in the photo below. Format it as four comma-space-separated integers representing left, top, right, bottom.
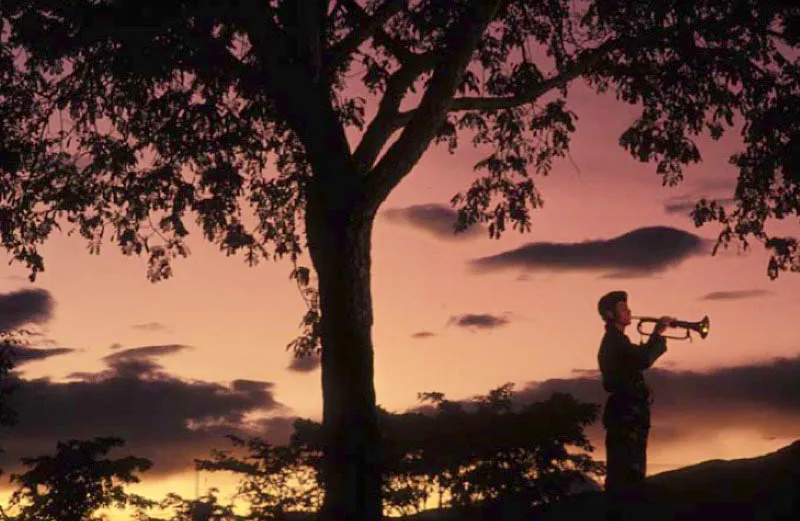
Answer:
605, 425, 647, 520
628, 424, 650, 515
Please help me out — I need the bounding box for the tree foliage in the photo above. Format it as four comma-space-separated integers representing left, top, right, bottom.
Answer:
4, 437, 153, 521
0, 329, 42, 477
381, 385, 602, 515
135, 489, 242, 521
195, 426, 325, 520
0, 0, 797, 323
194, 386, 601, 518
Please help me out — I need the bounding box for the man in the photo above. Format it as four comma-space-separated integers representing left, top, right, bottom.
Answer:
596, 290, 673, 519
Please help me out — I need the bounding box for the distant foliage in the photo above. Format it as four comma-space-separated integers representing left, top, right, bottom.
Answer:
196, 424, 325, 520
194, 386, 601, 518
381, 384, 603, 515
0, 332, 20, 432
135, 489, 241, 521
0, 329, 40, 476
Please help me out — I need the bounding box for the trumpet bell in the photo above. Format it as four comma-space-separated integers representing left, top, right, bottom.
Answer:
697, 316, 710, 339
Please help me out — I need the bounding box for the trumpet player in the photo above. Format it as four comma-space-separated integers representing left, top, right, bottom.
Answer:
596, 290, 674, 519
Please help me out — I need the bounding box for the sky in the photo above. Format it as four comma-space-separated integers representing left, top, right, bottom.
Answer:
1, 73, 798, 514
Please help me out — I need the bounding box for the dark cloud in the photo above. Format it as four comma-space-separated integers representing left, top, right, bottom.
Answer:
691, 177, 737, 193
699, 289, 771, 301
102, 344, 191, 363
663, 177, 736, 216
448, 313, 510, 330
383, 204, 483, 240
664, 197, 735, 216
287, 353, 321, 373
0, 351, 287, 478
9, 346, 76, 367
253, 416, 298, 446
513, 355, 800, 453
0, 288, 55, 332
471, 226, 712, 278
411, 331, 436, 339
130, 322, 169, 332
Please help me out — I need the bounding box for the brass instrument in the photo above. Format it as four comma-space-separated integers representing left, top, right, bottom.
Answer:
632, 315, 710, 341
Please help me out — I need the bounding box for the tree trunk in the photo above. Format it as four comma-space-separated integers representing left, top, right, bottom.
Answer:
306, 193, 382, 521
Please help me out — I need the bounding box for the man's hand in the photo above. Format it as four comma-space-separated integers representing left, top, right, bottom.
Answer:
654, 316, 676, 335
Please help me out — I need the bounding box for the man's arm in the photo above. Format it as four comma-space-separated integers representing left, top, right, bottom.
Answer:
637, 333, 667, 369
612, 332, 667, 372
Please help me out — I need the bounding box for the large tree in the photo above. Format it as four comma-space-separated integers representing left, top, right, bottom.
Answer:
1, 1, 798, 519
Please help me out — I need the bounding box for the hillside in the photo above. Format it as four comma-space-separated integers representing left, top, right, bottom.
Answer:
535, 439, 800, 520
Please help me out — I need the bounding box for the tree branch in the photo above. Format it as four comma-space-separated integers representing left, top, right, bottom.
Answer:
337, 0, 419, 64
351, 50, 438, 173
328, 0, 407, 71
362, 1, 507, 212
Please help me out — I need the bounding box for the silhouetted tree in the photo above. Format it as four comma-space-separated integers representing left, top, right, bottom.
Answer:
0, 329, 39, 477
381, 385, 603, 513
136, 489, 241, 521
193, 387, 600, 518
4, 437, 153, 521
1, 2, 798, 519
0, 334, 19, 437
196, 430, 324, 520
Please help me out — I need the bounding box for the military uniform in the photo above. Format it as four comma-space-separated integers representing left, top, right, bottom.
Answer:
598, 322, 666, 514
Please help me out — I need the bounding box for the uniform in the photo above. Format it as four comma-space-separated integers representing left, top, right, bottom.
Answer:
597, 321, 666, 514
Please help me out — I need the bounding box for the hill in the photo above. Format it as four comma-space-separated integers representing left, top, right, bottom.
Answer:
534, 439, 800, 520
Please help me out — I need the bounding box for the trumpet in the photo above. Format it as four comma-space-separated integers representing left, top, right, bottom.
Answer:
632, 315, 710, 341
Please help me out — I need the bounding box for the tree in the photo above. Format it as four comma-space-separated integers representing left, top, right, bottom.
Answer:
1, 1, 798, 519
195, 431, 324, 520
136, 489, 242, 521
0, 328, 41, 477
191, 386, 600, 519
4, 437, 153, 521
381, 385, 603, 513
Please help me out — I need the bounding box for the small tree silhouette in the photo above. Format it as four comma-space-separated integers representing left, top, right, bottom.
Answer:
0, 328, 42, 477
195, 430, 324, 520
5, 437, 154, 521
137, 489, 241, 521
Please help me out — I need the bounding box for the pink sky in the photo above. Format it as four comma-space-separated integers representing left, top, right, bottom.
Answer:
1, 78, 798, 509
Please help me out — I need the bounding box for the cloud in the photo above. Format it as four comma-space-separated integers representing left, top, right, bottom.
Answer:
691, 177, 737, 194
0, 288, 55, 332
411, 331, 436, 339
102, 344, 191, 363
699, 289, 771, 301
0, 349, 288, 478
512, 355, 800, 454
664, 197, 735, 216
448, 313, 510, 330
131, 322, 169, 332
383, 204, 483, 240
252, 416, 298, 446
470, 226, 712, 278
8, 346, 76, 367
662, 177, 736, 216
287, 353, 321, 373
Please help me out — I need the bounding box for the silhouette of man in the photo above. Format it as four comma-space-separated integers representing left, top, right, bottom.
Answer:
597, 291, 673, 519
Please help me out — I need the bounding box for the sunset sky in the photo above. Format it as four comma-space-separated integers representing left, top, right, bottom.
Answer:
1, 75, 798, 513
